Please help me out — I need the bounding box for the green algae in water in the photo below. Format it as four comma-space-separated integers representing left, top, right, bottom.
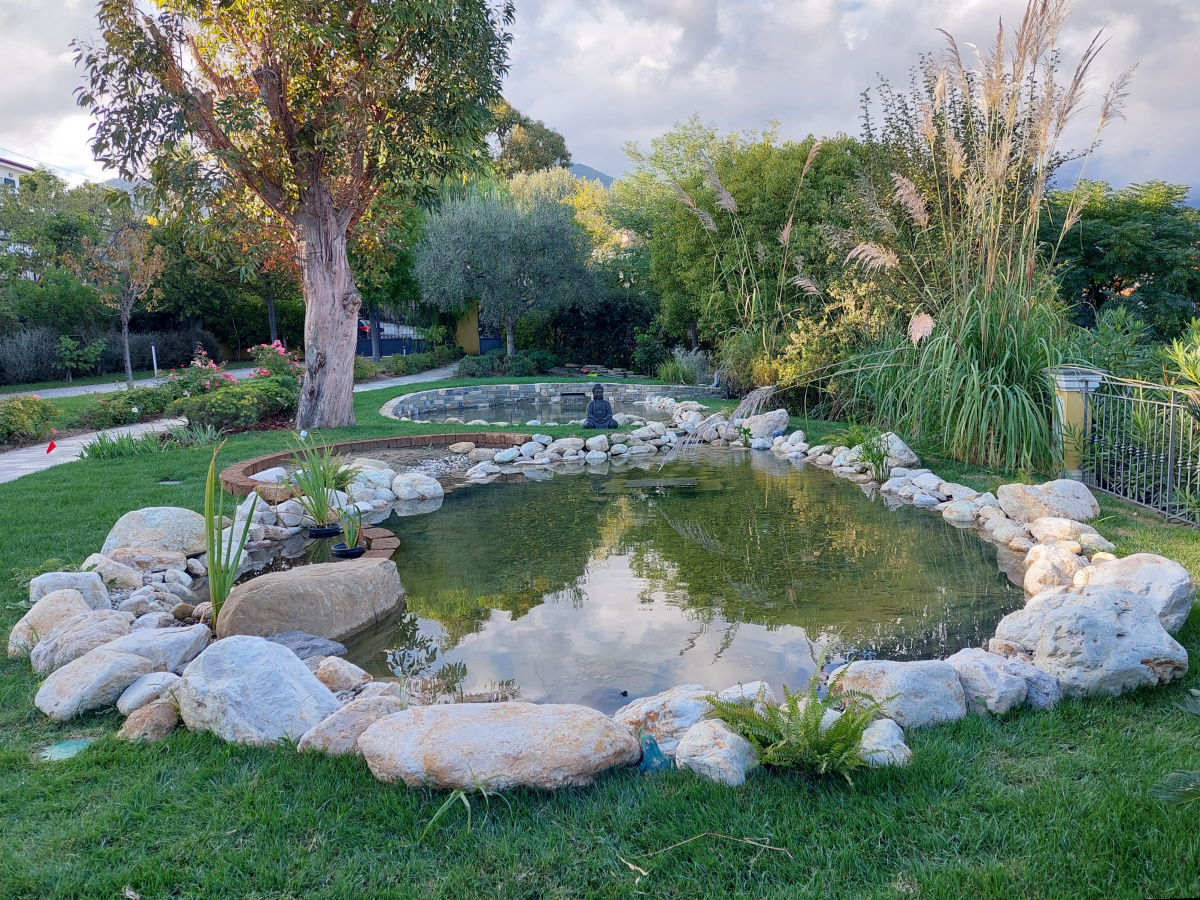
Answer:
354, 450, 1023, 711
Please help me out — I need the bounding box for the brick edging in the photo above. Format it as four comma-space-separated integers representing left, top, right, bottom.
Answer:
219, 432, 533, 498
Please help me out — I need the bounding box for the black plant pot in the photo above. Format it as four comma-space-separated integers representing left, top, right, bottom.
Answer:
331, 541, 365, 559
307, 523, 343, 539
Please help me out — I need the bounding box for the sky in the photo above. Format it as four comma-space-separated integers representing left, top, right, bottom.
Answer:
0, 0, 1196, 195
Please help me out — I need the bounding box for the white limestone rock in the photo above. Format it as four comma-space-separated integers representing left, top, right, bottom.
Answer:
297, 695, 405, 756
391, 473, 444, 502
1084, 553, 1196, 633
674, 719, 759, 786
613, 684, 714, 756
358, 702, 640, 790
946, 648, 1028, 713
8, 589, 90, 658
35, 648, 153, 721
29, 571, 110, 610
835, 660, 967, 728
997, 480, 1100, 524
178, 635, 341, 746
30, 609, 132, 674
859, 718, 911, 767
117, 671, 182, 715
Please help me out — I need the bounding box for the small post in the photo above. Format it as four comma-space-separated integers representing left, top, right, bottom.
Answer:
1046, 366, 1104, 480
150, 342, 158, 378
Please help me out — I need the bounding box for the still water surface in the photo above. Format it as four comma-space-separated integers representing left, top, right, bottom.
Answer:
346, 450, 1022, 712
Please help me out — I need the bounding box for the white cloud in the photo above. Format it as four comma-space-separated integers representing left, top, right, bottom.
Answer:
0, 0, 1195, 194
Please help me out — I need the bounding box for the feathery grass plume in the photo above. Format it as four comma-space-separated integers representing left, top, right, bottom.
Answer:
845, 243, 899, 273
908, 312, 935, 344
891, 173, 929, 227
831, 0, 1136, 472
699, 151, 738, 213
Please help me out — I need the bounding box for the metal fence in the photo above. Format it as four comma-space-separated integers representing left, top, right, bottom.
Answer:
1082, 376, 1200, 524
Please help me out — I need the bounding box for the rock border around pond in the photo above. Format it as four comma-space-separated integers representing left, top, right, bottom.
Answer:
12, 395, 1195, 792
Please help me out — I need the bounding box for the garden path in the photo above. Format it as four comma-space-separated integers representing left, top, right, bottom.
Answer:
0, 363, 460, 483
0, 417, 187, 484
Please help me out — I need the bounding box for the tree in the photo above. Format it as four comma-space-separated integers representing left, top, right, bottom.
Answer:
415, 194, 596, 355
491, 100, 571, 175
71, 220, 165, 386
1047, 181, 1200, 338
75, 0, 513, 427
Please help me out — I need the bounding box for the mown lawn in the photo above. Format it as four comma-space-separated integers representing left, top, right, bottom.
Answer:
0, 383, 1198, 899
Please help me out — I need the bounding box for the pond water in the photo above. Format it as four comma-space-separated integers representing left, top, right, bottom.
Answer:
408, 398, 670, 425
343, 449, 1022, 712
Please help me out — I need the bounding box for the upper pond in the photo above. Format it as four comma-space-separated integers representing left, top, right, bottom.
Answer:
346, 449, 1023, 712
411, 397, 670, 425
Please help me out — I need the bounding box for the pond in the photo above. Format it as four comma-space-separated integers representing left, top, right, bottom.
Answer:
342, 449, 1023, 713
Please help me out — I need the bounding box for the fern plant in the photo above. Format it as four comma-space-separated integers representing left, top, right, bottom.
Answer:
706, 671, 885, 783
1150, 690, 1200, 806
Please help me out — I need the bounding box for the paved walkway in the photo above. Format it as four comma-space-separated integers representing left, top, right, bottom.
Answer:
352, 364, 458, 393
0, 363, 459, 484
0, 418, 186, 484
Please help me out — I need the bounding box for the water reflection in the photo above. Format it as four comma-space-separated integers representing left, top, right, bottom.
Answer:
348, 448, 1023, 708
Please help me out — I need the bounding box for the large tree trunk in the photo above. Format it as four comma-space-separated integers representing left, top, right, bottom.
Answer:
293, 205, 361, 429
121, 311, 133, 387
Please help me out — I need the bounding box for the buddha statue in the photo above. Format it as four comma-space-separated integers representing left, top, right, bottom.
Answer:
583, 385, 619, 429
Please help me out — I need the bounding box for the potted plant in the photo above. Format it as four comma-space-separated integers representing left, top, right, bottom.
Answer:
332, 507, 365, 559
290, 437, 357, 538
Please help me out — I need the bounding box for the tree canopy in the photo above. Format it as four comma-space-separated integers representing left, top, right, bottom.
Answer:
1048, 181, 1200, 338
415, 193, 597, 354
491, 101, 571, 176
75, 0, 514, 426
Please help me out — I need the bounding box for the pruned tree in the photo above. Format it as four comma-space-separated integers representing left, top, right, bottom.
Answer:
415, 195, 596, 355
71, 220, 165, 386
74, 0, 513, 427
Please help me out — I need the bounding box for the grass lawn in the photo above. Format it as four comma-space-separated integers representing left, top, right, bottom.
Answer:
0, 382, 1198, 899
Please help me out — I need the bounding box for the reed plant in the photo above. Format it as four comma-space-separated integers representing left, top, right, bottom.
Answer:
835, 0, 1134, 472
338, 505, 364, 550
205, 443, 256, 625
290, 436, 357, 526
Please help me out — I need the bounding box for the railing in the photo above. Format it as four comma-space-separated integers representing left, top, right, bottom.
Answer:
1082, 375, 1200, 524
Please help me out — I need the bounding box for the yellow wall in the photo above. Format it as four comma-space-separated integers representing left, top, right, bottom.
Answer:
454, 303, 481, 356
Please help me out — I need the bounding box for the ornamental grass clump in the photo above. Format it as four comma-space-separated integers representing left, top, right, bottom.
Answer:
835, 0, 1135, 473
205, 443, 256, 626
290, 436, 356, 526
706, 671, 885, 784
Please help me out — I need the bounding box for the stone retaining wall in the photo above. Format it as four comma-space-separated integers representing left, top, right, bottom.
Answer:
219, 433, 533, 500
380, 382, 723, 420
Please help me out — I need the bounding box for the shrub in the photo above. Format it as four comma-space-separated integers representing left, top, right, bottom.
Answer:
168, 376, 298, 430
0, 328, 59, 385
80, 431, 165, 459
0, 395, 59, 444
632, 328, 670, 376
658, 347, 712, 385
353, 355, 378, 382
247, 340, 303, 378
455, 349, 556, 379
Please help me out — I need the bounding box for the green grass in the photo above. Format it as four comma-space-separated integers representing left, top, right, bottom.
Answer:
0, 384, 1197, 898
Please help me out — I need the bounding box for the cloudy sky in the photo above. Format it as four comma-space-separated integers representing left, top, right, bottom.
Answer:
1, 0, 1196, 194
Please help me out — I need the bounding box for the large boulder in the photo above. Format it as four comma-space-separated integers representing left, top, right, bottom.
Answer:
741, 409, 789, 440
835, 660, 967, 728
391, 473, 444, 502
35, 648, 152, 721
1084, 553, 1195, 633
997, 480, 1100, 524
613, 685, 714, 756
674, 719, 758, 786
102, 624, 211, 674
30, 610, 131, 674
989, 584, 1188, 697
216, 558, 404, 642
178, 635, 341, 746
8, 589, 91, 658
29, 572, 109, 610
880, 432, 920, 467
101, 507, 209, 556
357, 702, 640, 790
1029, 517, 1104, 544
297, 695, 404, 756
946, 648, 1028, 714
546, 438, 584, 455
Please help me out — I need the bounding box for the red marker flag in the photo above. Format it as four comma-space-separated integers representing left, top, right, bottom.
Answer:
46, 441, 56, 454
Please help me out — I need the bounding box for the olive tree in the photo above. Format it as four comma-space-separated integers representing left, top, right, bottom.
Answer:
415, 195, 597, 355
74, 0, 513, 427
